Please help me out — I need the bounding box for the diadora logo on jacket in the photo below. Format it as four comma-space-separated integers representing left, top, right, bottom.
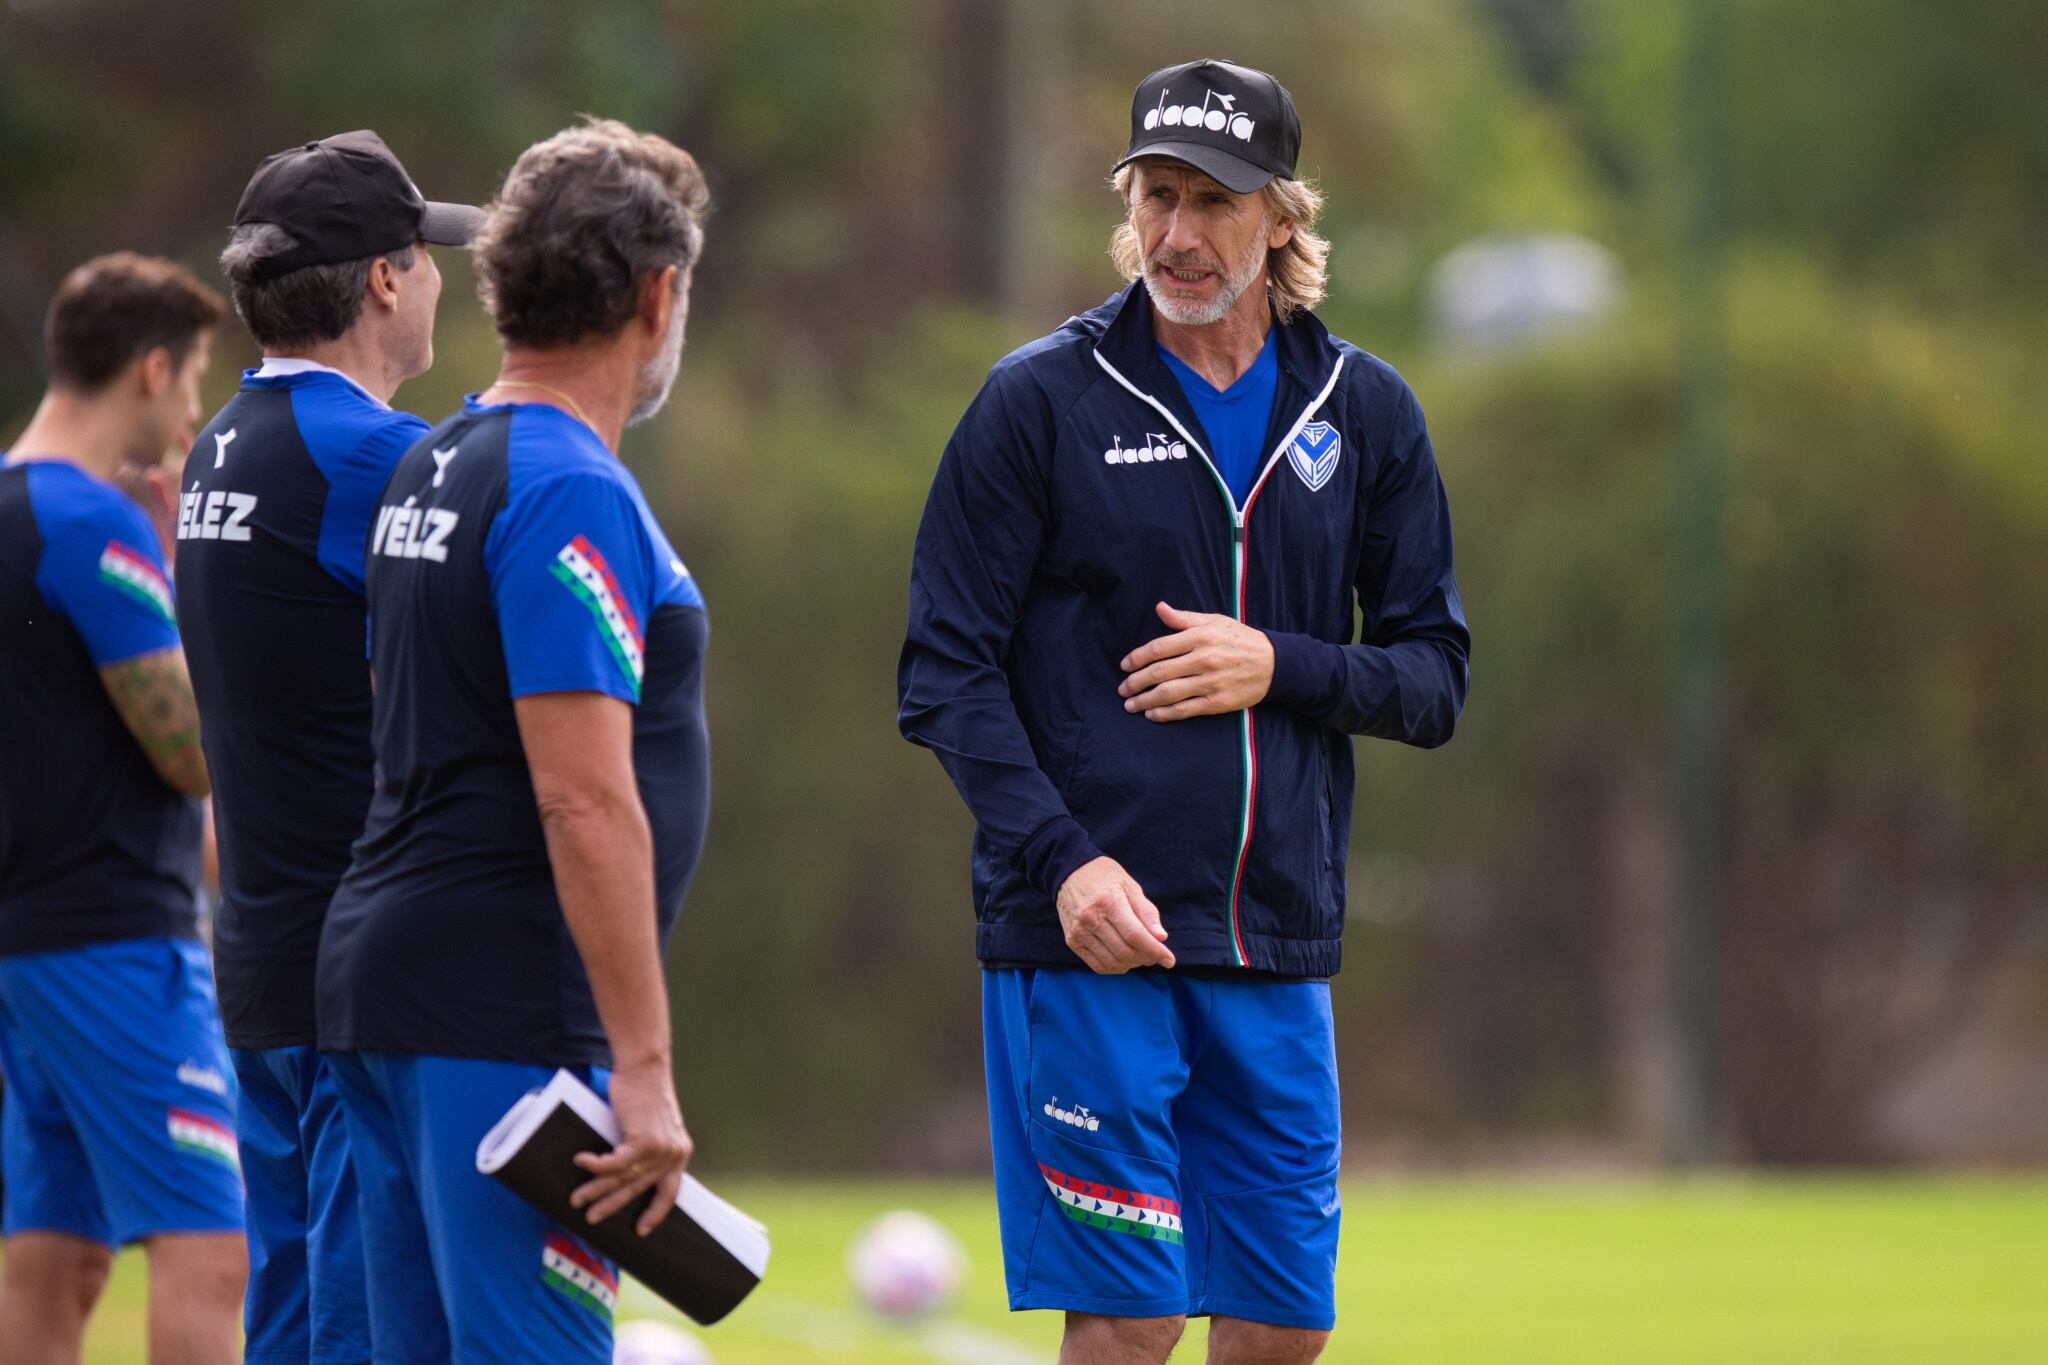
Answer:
1103, 433, 1188, 465
1287, 421, 1341, 492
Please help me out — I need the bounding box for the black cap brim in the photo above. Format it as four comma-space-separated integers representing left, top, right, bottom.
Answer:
1114, 142, 1275, 195
419, 201, 486, 247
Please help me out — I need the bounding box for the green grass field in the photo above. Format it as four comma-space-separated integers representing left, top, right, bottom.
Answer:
71, 1176, 2048, 1363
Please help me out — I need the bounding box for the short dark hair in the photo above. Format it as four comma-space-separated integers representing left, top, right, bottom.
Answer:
45, 252, 227, 393
474, 117, 709, 348
219, 223, 416, 351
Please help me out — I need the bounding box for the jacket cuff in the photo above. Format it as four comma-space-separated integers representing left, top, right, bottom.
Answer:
1018, 815, 1102, 898
1263, 630, 1344, 715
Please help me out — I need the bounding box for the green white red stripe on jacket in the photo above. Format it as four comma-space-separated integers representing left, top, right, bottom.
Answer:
1040, 1162, 1184, 1244
99, 540, 174, 624
1090, 349, 1348, 971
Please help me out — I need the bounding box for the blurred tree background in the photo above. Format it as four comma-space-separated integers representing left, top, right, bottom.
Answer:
3, 0, 2041, 1171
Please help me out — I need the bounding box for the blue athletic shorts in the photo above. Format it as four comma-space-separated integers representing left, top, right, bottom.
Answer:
0, 936, 244, 1245
326, 1052, 619, 1365
983, 967, 1341, 1330
233, 1044, 370, 1365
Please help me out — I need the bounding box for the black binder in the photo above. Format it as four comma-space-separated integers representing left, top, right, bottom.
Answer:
475, 1070, 769, 1325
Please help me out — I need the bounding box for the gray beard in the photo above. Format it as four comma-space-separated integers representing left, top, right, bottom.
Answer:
628, 307, 688, 426
1144, 218, 1270, 326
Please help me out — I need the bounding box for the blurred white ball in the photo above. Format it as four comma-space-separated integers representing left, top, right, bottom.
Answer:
847, 1209, 966, 1320
614, 1318, 714, 1365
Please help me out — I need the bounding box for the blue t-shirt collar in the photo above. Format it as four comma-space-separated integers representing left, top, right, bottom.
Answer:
1155, 325, 1279, 402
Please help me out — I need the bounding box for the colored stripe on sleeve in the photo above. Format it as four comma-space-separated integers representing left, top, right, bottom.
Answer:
98, 541, 175, 624
548, 534, 645, 699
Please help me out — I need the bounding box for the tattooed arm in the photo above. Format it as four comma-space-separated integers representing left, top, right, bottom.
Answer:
99, 647, 210, 796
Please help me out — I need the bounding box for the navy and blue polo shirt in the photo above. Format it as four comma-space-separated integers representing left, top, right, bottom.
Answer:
0, 457, 201, 954
319, 398, 710, 1068
176, 359, 429, 1049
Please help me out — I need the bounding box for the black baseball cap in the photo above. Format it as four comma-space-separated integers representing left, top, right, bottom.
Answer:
232, 130, 483, 281
1115, 59, 1301, 194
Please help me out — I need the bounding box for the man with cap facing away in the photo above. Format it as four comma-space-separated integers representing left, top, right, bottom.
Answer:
177, 130, 480, 1365
900, 59, 1469, 1362
316, 117, 710, 1363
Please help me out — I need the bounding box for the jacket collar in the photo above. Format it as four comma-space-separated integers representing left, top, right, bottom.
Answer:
1093, 278, 1338, 399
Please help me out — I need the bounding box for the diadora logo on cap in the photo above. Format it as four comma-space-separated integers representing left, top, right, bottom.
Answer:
1287, 420, 1341, 492
1143, 86, 1255, 142
1103, 433, 1187, 465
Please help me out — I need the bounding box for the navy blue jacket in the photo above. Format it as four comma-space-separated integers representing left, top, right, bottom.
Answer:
898, 283, 1468, 977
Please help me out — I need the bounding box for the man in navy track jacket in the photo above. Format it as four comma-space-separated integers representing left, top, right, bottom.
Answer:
899, 59, 1468, 1365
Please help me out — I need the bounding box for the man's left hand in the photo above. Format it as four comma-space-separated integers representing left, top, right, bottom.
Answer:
1119, 601, 1274, 722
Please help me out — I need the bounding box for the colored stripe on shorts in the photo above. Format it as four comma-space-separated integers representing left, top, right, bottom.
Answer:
541, 1231, 617, 1319
1040, 1162, 1184, 1244
167, 1107, 240, 1170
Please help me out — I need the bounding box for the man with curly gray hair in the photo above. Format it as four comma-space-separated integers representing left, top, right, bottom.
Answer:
902, 60, 1468, 1364
317, 118, 712, 1361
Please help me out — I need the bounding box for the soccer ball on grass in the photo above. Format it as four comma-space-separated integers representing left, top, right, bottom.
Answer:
846, 1209, 967, 1320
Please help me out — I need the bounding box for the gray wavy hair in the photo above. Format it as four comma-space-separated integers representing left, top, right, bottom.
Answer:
473, 117, 710, 348
1108, 165, 1331, 324
219, 224, 414, 351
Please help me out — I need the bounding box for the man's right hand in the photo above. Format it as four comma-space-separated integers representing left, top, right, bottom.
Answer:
1057, 856, 1174, 973
570, 1060, 693, 1236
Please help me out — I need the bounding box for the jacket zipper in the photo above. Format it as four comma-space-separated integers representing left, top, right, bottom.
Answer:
1093, 349, 1346, 969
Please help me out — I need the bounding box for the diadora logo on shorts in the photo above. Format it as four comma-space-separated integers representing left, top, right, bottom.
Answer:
1103, 433, 1187, 466
177, 1061, 229, 1097
1143, 85, 1256, 142
1287, 420, 1341, 492
372, 494, 459, 563
1043, 1096, 1102, 1132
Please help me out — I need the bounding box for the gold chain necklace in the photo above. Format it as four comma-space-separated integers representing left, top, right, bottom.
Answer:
491, 380, 595, 430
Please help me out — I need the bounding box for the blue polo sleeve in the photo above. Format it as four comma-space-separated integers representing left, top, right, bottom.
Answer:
1263, 381, 1470, 746
897, 364, 1103, 898
482, 463, 654, 704
34, 480, 183, 666
302, 399, 429, 595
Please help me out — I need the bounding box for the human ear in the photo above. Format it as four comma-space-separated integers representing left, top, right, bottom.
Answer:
137, 345, 173, 399
368, 257, 402, 313
639, 264, 679, 336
